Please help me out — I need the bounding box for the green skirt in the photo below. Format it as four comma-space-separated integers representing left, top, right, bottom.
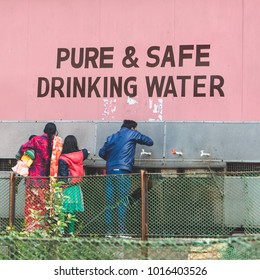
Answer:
62, 184, 84, 213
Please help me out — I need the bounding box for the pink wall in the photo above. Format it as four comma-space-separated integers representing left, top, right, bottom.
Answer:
0, 0, 259, 121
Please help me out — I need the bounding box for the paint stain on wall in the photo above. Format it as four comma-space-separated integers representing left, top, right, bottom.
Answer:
149, 98, 163, 121
102, 99, 117, 119
127, 96, 138, 105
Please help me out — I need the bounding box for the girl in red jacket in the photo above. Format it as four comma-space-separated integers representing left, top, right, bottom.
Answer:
58, 135, 89, 235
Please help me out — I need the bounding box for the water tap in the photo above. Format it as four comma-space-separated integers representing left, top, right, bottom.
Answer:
171, 149, 183, 156
140, 149, 152, 156
200, 150, 210, 157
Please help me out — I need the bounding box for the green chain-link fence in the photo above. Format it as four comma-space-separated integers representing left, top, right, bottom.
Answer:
148, 171, 260, 236
1, 236, 260, 260
1, 170, 260, 259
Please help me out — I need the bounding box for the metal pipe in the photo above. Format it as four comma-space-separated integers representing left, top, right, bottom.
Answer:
9, 172, 16, 227
141, 169, 148, 259
141, 169, 148, 241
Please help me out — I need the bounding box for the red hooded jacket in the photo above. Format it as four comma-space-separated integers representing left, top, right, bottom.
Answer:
59, 150, 85, 185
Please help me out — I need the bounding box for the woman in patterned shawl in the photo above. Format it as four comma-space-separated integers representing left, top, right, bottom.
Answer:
18, 122, 61, 231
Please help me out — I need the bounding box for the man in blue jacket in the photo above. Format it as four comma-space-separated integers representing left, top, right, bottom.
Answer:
99, 120, 153, 238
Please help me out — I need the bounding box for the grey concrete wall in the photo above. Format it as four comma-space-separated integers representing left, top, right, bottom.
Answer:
1, 121, 260, 169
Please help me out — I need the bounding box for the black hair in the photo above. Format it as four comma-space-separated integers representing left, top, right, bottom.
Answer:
121, 120, 137, 129
44, 122, 57, 135
43, 122, 57, 176
61, 135, 80, 154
